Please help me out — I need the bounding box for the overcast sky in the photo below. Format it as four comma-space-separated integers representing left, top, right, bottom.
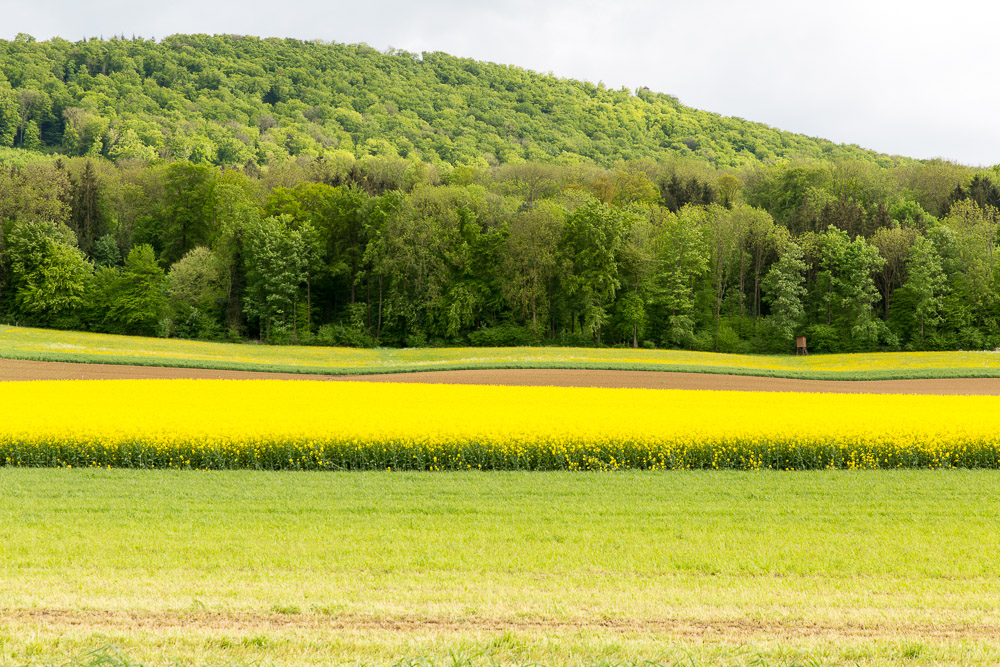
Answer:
4, 0, 998, 166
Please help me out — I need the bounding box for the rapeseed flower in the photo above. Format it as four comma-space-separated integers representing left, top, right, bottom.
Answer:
2, 380, 999, 471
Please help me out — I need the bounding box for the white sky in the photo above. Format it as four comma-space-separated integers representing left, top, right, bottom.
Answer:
3, 0, 998, 166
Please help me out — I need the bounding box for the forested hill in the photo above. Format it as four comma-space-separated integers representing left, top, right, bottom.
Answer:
0, 33, 900, 170
5, 32, 999, 356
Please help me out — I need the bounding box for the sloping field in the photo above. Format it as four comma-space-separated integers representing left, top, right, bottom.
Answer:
3, 325, 1000, 380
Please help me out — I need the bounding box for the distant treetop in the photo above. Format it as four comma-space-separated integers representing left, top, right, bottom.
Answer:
0, 34, 912, 170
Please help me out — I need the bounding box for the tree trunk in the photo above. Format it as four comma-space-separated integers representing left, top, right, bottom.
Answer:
530, 270, 537, 329
826, 279, 833, 325
754, 267, 761, 320
739, 247, 745, 318
376, 274, 383, 341
549, 277, 555, 339
716, 279, 723, 331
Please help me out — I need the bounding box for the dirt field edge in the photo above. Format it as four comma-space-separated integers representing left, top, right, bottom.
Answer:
4, 358, 1000, 394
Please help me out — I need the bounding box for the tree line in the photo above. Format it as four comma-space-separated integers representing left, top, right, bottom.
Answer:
0, 34, 901, 171
1, 153, 997, 353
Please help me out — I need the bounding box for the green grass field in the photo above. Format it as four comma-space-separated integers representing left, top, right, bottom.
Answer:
2, 469, 999, 666
3, 325, 1000, 379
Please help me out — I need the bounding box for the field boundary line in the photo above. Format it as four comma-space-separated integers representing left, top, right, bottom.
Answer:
4, 349, 1000, 381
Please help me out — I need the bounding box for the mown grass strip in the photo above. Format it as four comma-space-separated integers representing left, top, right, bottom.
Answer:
12, 348, 1000, 381
4, 325, 1000, 379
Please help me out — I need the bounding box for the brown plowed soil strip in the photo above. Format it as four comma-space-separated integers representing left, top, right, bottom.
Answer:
3, 358, 1000, 394
330, 368, 1000, 395
6, 608, 998, 641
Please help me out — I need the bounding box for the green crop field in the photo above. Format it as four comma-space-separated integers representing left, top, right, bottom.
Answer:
3, 325, 1000, 380
2, 469, 999, 667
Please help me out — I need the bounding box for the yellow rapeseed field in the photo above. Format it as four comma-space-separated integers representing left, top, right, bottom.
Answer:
2, 380, 999, 470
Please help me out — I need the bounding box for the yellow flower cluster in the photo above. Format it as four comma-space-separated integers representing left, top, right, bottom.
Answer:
2, 380, 999, 471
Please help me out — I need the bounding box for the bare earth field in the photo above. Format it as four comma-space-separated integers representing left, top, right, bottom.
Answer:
4, 357, 1000, 394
